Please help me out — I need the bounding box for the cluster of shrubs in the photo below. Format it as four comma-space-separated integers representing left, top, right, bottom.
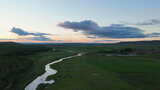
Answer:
0, 56, 33, 90
96, 47, 160, 55
0, 43, 51, 90
97, 48, 134, 55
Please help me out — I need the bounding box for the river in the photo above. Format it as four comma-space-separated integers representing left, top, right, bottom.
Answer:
25, 53, 82, 90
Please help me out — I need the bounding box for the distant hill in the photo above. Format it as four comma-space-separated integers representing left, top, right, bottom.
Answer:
1, 40, 160, 46
21, 42, 108, 46
0, 42, 19, 45
117, 40, 160, 45
0, 42, 51, 55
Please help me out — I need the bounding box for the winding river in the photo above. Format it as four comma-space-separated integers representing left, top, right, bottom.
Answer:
25, 53, 82, 90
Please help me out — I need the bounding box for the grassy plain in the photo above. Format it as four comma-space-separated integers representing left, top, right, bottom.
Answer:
1, 42, 160, 90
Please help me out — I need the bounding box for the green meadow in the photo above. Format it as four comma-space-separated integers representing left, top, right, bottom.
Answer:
45, 51, 160, 90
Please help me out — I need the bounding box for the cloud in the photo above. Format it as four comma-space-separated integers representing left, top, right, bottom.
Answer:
23, 36, 53, 41
87, 36, 97, 38
0, 38, 14, 40
58, 20, 148, 38
93, 40, 120, 43
0, 36, 53, 41
11, 27, 50, 36
123, 19, 160, 26
9, 27, 54, 41
147, 33, 160, 37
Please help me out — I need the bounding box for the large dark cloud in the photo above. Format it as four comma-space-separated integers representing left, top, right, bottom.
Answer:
58, 20, 148, 38
123, 19, 160, 26
11, 27, 50, 36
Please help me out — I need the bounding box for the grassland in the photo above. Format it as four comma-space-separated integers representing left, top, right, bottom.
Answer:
1, 42, 160, 90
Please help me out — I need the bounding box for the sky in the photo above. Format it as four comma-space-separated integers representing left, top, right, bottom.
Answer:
0, 0, 160, 43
